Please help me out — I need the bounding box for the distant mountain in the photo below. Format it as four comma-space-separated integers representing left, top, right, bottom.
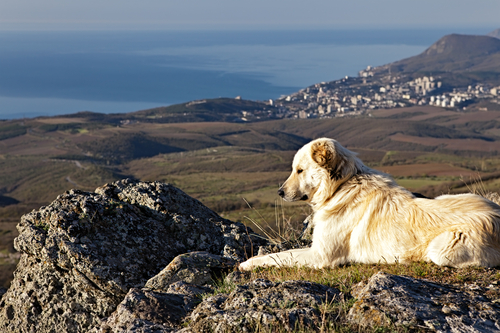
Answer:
379, 34, 500, 73
488, 28, 500, 39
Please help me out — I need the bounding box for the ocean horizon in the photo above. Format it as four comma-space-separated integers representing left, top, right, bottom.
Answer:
0, 28, 494, 119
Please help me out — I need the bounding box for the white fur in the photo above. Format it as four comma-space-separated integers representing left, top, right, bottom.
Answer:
239, 138, 500, 270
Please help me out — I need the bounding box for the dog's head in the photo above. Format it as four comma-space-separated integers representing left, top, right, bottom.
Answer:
278, 138, 363, 205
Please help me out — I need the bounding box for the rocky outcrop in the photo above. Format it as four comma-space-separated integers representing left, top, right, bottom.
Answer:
2, 179, 500, 332
349, 272, 500, 332
0, 180, 266, 333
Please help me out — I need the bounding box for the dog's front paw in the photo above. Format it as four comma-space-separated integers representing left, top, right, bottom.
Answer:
239, 259, 255, 271
239, 256, 271, 270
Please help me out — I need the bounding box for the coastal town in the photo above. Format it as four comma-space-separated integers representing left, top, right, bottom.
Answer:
269, 66, 500, 119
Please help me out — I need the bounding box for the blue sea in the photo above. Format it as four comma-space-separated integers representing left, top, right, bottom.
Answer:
0, 28, 492, 119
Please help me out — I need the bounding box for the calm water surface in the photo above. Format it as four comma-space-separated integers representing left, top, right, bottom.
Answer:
0, 28, 491, 119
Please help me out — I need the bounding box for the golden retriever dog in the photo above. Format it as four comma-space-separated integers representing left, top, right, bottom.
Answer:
239, 138, 500, 270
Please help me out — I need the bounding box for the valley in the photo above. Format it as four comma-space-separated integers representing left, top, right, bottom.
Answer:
2, 106, 500, 266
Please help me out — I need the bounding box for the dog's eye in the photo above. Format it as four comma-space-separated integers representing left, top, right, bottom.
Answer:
297, 169, 303, 174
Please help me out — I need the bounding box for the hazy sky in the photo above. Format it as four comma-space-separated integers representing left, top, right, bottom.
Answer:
1, 0, 499, 31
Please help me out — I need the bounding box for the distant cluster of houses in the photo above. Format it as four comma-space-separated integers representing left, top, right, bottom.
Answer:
269, 68, 500, 119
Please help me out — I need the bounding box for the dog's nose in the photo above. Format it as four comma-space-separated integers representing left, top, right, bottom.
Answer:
278, 189, 285, 197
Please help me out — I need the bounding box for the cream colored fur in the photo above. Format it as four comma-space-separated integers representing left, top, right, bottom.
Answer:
239, 138, 500, 270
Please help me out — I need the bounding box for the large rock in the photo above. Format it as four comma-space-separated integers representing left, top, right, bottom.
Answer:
0, 179, 265, 333
348, 272, 500, 332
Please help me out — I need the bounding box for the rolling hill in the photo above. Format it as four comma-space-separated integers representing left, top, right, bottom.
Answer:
130, 98, 276, 121
59, 98, 277, 125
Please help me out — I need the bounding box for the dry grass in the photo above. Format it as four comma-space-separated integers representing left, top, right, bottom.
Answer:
242, 198, 310, 245
239, 262, 500, 294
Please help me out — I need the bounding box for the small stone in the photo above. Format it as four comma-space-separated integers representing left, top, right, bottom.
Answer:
257, 246, 268, 256
145, 251, 237, 291
225, 271, 250, 284
441, 305, 452, 315
424, 320, 436, 329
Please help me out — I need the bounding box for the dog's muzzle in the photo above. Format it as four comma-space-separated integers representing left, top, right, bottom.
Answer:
278, 188, 308, 201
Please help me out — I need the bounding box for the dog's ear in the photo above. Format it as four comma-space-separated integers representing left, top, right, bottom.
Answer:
311, 140, 355, 180
311, 140, 334, 169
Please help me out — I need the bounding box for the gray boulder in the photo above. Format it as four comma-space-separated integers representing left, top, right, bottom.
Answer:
348, 272, 500, 332
0, 179, 265, 333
